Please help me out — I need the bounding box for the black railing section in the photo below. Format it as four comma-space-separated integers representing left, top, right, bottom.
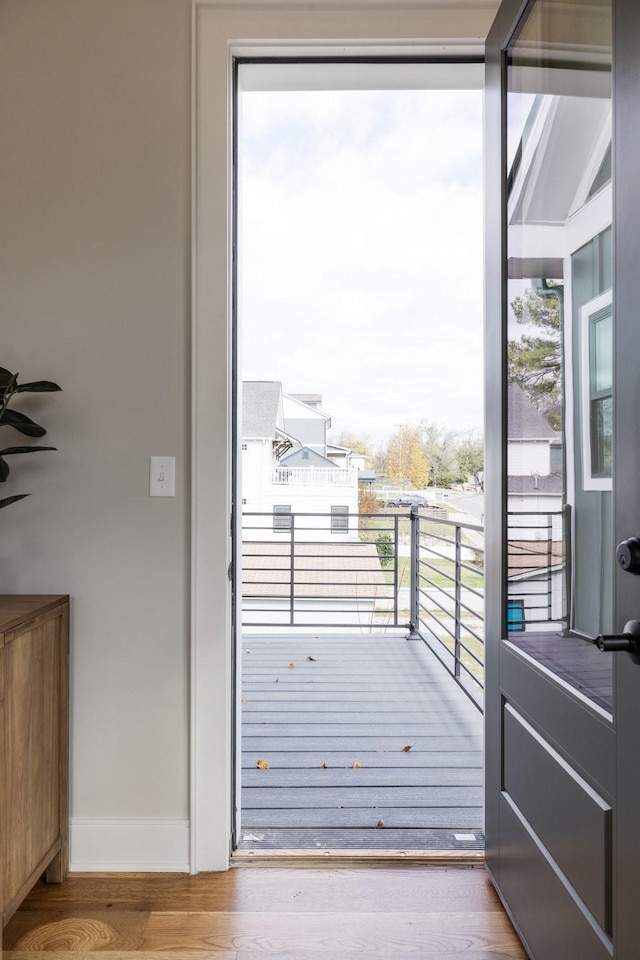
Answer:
411, 508, 485, 711
505, 508, 569, 633
241, 506, 567, 715
241, 511, 406, 630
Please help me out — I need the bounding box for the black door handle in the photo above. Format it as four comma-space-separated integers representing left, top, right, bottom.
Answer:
595, 620, 640, 652
616, 537, 640, 574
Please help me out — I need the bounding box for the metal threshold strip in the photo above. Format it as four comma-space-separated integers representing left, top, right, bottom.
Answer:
232, 848, 484, 865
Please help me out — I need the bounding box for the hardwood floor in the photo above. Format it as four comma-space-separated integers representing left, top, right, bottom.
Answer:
3, 866, 527, 959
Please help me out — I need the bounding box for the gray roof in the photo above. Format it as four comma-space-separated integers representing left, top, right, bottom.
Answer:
243, 381, 282, 438
508, 472, 563, 495
507, 384, 559, 440
242, 541, 388, 598
280, 446, 336, 468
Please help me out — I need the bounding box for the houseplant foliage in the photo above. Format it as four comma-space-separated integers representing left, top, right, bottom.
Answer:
0, 366, 61, 509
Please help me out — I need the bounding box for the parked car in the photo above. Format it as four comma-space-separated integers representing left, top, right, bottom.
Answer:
386, 494, 427, 507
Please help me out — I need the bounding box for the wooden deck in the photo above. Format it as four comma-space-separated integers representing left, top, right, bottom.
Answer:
239, 633, 484, 852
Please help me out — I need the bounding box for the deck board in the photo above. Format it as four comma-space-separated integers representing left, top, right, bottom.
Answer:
240, 634, 484, 852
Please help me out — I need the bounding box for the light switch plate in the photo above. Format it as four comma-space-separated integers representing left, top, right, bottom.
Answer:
150, 456, 176, 496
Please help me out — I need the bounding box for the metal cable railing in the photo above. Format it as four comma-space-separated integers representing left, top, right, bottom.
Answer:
241, 505, 567, 715
410, 508, 485, 711
241, 510, 407, 630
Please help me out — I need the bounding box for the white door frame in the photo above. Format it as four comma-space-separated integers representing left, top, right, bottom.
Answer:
190, 0, 491, 872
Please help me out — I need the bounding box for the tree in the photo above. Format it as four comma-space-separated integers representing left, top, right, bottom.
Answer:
420, 422, 460, 487
456, 434, 484, 481
335, 432, 374, 458
383, 424, 430, 489
419, 423, 483, 486
358, 485, 381, 515
508, 283, 562, 430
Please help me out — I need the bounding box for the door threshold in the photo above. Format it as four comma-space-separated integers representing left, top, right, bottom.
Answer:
232, 848, 484, 865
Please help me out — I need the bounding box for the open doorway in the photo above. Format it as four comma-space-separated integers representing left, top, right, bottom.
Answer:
235, 61, 485, 854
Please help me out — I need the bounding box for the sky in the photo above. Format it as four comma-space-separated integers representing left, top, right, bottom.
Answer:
239, 83, 484, 451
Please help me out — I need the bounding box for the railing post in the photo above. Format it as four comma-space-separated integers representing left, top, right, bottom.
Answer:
563, 503, 572, 634
289, 513, 295, 626
393, 515, 399, 627
547, 513, 553, 624
407, 504, 421, 640
454, 524, 462, 678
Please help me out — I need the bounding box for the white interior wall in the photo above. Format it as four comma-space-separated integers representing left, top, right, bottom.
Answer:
2, 0, 497, 873
1, 0, 192, 870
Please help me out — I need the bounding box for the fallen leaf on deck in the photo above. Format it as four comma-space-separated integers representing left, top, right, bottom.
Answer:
256, 759, 270, 770
321, 762, 328, 769
273, 678, 279, 683
306, 655, 317, 661
241, 698, 249, 703
376, 819, 384, 829
288, 662, 295, 669
401, 745, 413, 752
352, 761, 362, 769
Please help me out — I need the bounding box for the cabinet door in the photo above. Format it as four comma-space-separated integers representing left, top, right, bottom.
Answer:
2, 611, 63, 916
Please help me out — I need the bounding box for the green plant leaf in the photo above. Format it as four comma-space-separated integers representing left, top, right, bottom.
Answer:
0, 367, 15, 387
15, 380, 62, 393
0, 447, 57, 482
0, 409, 47, 437
0, 446, 57, 455
0, 493, 30, 509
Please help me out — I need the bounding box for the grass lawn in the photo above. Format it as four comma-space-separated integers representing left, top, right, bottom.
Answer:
383, 555, 484, 590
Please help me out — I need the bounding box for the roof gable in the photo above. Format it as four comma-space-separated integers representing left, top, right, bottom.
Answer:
243, 381, 283, 438
507, 384, 559, 440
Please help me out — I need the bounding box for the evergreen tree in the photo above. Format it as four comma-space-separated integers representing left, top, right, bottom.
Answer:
508, 283, 562, 430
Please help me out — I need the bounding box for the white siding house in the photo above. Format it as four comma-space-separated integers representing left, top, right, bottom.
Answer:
242, 381, 359, 542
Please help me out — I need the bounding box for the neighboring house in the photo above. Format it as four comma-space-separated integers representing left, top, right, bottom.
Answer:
242, 539, 390, 629
241, 381, 359, 541
241, 382, 385, 626
506, 384, 565, 631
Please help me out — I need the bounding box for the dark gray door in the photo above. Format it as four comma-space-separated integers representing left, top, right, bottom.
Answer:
485, 1, 640, 957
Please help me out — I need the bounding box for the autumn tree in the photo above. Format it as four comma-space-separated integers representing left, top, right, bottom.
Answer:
383, 424, 430, 489
508, 282, 562, 430
358, 485, 382, 515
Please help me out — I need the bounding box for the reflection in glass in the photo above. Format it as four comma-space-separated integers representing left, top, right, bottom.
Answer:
505, 0, 613, 711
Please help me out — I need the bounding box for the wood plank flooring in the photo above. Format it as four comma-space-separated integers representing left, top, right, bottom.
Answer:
3, 867, 527, 958
240, 634, 484, 851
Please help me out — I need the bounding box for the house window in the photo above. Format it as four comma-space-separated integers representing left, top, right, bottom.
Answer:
581, 291, 612, 489
550, 444, 562, 469
507, 599, 525, 633
273, 504, 292, 532
241, 443, 247, 451
331, 505, 349, 533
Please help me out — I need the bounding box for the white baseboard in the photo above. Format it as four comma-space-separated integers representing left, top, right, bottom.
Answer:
70, 818, 190, 872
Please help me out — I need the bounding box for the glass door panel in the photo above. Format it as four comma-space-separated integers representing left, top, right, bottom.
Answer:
505, 0, 613, 711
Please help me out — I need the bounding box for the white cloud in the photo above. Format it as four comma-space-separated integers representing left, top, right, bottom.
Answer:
240, 86, 484, 446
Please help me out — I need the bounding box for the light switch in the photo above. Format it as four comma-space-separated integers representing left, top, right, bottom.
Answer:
150, 456, 176, 497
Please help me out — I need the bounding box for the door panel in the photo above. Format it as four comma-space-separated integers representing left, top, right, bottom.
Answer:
486, 1, 640, 957
499, 796, 612, 960
503, 704, 611, 932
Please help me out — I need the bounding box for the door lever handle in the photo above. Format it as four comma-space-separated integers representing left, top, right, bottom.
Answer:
595, 620, 640, 653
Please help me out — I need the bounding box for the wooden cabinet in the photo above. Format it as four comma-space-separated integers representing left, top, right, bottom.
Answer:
0, 595, 69, 929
